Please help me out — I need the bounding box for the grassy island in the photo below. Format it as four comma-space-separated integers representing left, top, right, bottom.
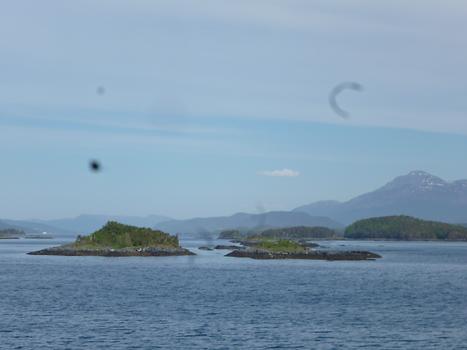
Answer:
223, 236, 381, 260
226, 236, 380, 260
345, 215, 467, 240
254, 239, 306, 253
74, 221, 179, 249
28, 221, 194, 257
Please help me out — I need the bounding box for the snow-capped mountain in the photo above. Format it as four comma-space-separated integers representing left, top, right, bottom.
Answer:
294, 171, 467, 224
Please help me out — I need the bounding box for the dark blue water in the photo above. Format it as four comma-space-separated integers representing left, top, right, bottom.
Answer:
1, 239, 467, 349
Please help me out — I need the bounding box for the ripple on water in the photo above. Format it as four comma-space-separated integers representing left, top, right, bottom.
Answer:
1, 239, 467, 349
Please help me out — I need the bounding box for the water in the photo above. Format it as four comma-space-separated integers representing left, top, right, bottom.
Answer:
1, 238, 467, 349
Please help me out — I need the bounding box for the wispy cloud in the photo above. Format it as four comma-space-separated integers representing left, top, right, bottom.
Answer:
1, 1, 467, 135
259, 168, 300, 177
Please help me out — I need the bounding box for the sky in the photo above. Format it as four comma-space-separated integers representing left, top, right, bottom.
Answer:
1, 0, 467, 220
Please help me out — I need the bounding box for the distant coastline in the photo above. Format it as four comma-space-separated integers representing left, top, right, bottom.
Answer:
0, 229, 25, 240
345, 215, 467, 241
217, 216, 467, 243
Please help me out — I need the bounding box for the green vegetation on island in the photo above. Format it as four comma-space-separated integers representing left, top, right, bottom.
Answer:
226, 237, 381, 260
345, 215, 467, 240
74, 221, 180, 249
255, 226, 337, 240
255, 239, 306, 253
29, 221, 194, 256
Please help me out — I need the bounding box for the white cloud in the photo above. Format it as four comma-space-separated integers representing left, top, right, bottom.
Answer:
259, 168, 300, 177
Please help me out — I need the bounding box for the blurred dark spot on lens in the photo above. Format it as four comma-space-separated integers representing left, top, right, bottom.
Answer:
96, 86, 106, 96
89, 160, 101, 172
329, 82, 363, 119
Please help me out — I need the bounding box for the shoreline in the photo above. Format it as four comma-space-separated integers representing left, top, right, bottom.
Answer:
28, 245, 195, 257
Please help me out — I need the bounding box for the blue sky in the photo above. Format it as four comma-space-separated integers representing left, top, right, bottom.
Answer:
1, 0, 467, 219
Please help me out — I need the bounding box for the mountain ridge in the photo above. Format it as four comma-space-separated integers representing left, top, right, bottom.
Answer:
35, 214, 173, 235
294, 170, 467, 224
3, 170, 467, 236
154, 211, 343, 236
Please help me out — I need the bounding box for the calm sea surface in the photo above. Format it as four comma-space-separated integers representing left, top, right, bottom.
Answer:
1, 238, 467, 349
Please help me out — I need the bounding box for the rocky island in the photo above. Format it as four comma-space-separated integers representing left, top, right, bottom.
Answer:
28, 221, 195, 257
226, 239, 381, 261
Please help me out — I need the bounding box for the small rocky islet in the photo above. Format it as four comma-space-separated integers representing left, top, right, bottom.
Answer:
28, 222, 194, 257
216, 228, 381, 261
226, 248, 381, 260
224, 239, 381, 261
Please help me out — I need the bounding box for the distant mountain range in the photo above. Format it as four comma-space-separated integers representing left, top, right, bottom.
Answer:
3, 170, 467, 237
294, 170, 467, 224
154, 211, 342, 235
156, 170, 467, 235
35, 214, 172, 235
0, 215, 172, 236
